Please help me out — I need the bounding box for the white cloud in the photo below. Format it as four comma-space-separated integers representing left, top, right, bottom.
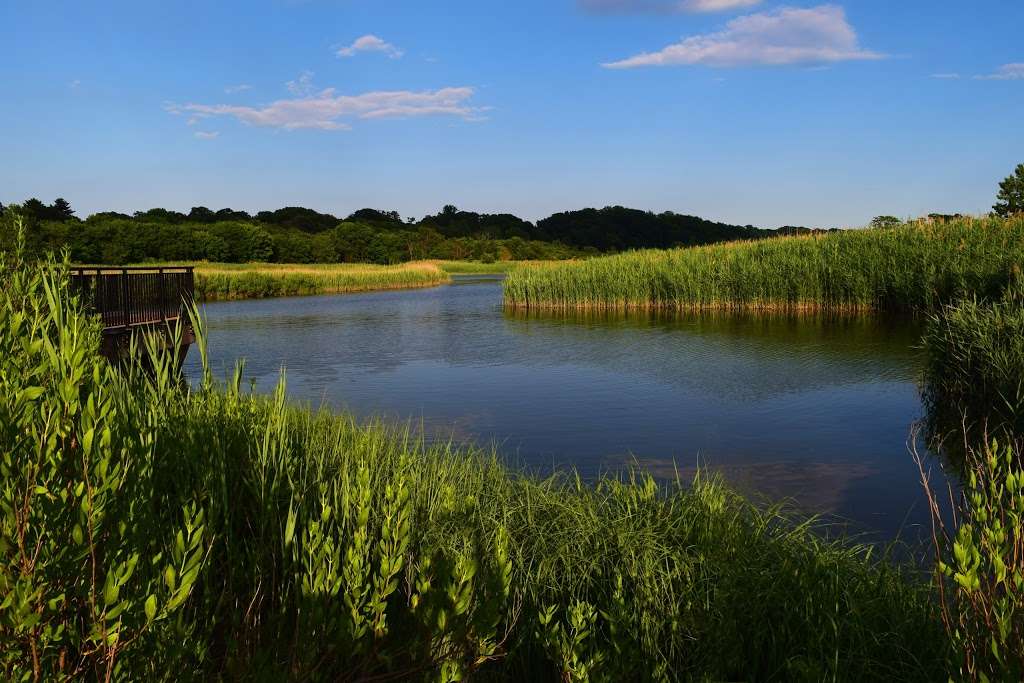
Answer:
581, 0, 760, 12
687, 0, 761, 10
225, 83, 252, 93
176, 86, 485, 131
286, 71, 316, 96
930, 73, 961, 79
602, 5, 884, 69
974, 63, 1024, 80
194, 131, 220, 139
337, 34, 404, 59
69, 79, 81, 90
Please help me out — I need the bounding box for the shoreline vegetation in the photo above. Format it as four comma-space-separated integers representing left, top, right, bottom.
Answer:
118, 260, 539, 302
2, 256, 952, 681
4, 217, 1022, 678
193, 261, 451, 301
503, 216, 1024, 314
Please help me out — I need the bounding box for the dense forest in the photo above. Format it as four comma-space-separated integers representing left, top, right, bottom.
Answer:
0, 197, 814, 264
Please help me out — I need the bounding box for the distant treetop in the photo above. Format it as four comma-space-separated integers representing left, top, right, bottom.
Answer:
994, 163, 1024, 218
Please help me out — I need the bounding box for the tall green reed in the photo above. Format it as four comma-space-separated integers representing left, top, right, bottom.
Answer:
922, 278, 1024, 443
504, 216, 1024, 313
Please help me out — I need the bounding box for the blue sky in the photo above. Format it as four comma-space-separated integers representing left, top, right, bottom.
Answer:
2, 0, 1022, 227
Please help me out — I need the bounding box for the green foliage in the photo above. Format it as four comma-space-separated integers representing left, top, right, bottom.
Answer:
922, 279, 1024, 440
993, 163, 1024, 218
0, 225, 208, 680
505, 215, 1024, 313
920, 440, 1024, 681
1, 252, 951, 680
871, 215, 903, 228
3, 198, 822, 267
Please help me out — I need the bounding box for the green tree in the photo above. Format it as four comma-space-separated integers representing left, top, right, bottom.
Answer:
870, 215, 901, 228
242, 224, 274, 261
21, 198, 47, 221
993, 163, 1024, 217
51, 197, 75, 221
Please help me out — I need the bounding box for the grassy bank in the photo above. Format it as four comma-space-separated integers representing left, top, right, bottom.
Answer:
192, 261, 451, 301
504, 216, 1024, 313
435, 259, 562, 274
922, 279, 1024, 441
0, 257, 954, 681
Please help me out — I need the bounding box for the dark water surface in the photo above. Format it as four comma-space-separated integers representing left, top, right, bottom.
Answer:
184, 275, 951, 543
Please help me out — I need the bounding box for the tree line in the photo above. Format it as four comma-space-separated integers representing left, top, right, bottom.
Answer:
0, 198, 813, 265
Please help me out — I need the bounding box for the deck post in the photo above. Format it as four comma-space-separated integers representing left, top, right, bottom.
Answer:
159, 267, 167, 325
120, 267, 130, 327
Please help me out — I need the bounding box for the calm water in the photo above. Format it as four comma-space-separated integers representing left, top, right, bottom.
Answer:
184, 275, 951, 543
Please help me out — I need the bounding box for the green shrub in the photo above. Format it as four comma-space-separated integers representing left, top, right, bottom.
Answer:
918, 440, 1024, 681
0, 239, 207, 680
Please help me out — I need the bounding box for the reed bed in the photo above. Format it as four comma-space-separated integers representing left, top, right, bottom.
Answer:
922, 279, 1024, 441
434, 259, 565, 274
192, 261, 450, 300
504, 216, 1024, 313
0, 254, 951, 681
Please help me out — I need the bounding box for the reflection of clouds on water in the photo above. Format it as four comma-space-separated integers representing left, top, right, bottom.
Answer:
182, 278, 948, 541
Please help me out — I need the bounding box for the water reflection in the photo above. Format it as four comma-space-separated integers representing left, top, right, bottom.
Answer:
184, 276, 952, 543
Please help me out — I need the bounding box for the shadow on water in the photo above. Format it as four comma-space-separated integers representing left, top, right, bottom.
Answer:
184, 276, 958, 546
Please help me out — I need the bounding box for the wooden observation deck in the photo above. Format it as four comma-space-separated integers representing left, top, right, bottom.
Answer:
69, 266, 196, 364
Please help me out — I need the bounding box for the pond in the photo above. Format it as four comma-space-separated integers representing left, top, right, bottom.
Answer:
183, 274, 953, 544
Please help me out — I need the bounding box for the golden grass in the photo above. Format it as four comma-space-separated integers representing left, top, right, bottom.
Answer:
190, 261, 450, 300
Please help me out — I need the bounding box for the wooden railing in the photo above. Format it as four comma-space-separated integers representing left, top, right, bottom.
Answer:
69, 266, 195, 331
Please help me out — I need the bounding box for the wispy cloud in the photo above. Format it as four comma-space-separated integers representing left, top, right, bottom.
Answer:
171, 86, 486, 131
286, 70, 316, 96
224, 83, 252, 94
337, 34, 404, 59
581, 0, 761, 13
194, 131, 220, 139
69, 79, 82, 90
974, 63, 1024, 80
930, 72, 961, 79
602, 5, 884, 69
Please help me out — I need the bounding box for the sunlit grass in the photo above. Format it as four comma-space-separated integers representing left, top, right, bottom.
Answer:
504, 216, 1024, 313
191, 260, 450, 300
434, 259, 566, 274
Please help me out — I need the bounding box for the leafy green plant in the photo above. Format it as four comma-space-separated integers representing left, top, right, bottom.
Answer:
0, 224, 208, 681
918, 439, 1024, 681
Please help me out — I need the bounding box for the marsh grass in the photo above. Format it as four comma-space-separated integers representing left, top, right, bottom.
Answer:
0, 252, 952, 681
191, 261, 450, 300
504, 216, 1024, 313
922, 279, 1024, 448
434, 260, 563, 274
